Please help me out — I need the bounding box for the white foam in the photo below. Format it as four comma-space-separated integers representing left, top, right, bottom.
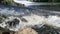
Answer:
0, 15, 45, 31
46, 16, 60, 28
0, 15, 60, 31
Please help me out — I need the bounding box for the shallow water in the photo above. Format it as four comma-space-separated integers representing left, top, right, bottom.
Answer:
0, 4, 44, 31
0, 4, 60, 34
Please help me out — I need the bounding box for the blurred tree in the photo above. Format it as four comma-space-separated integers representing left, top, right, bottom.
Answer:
0, 0, 4, 3
52, 0, 60, 2
48, 0, 52, 2
27, 0, 40, 2
40, 0, 48, 2
29, 0, 60, 2
5, 0, 13, 5
56, 0, 60, 2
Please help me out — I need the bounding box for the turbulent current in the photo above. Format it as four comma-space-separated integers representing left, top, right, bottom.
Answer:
0, 4, 60, 34
0, 13, 60, 32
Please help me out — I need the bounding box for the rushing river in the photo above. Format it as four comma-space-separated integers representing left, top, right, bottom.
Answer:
0, 4, 60, 34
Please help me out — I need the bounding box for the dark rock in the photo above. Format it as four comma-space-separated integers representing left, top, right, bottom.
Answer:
6, 18, 20, 27
32, 25, 60, 34
21, 18, 28, 22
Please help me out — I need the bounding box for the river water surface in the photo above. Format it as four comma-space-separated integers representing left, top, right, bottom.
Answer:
0, 4, 60, 34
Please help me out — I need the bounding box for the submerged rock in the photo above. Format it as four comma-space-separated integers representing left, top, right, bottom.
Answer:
0, 15, 7, 23
6, 18, 20, 27
32, 25, 60, 34
21, 18, 28, 22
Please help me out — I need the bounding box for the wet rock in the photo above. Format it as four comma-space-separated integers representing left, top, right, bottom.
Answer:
32, 25, 59, 34
0, 15, 6, 23
14, 27, 38, 34
0, 15, 7, 22
6, 18, 20, 27
21, 18, 28, 22
0, 17, 4, 23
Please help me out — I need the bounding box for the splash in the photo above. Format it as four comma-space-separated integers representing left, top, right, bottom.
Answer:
46, 16, 60, 28
0, 14, 45, 31
0, 15, 60, 31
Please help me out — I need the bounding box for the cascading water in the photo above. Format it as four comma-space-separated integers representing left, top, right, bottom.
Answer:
1, 4, 60, 34
0, 15, 45, 31
1, 14, 60, 32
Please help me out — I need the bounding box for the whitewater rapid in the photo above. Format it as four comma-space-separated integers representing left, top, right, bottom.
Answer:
0, 4, 60, 31
0, 14, 60, 31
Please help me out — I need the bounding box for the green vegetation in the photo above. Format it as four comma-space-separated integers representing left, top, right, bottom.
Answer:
0, 0, 13, 5
0, 0, 60, 8
0, 0, 60, 4
27, 0, 60, 2
5, 0, 13, 5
